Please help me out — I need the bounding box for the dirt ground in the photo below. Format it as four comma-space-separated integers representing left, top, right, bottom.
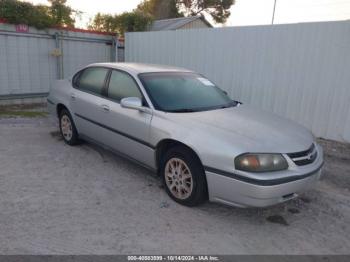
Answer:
0, 112, 349, 255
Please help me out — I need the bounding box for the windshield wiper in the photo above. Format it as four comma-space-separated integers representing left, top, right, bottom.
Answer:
220, 100, 239, 109
168, 100, 242, 112
168, 108, 197, 113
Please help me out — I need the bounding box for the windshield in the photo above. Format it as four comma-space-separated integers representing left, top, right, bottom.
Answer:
138, 72, 236, 112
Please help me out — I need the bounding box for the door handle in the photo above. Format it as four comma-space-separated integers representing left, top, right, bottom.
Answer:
101, 105, 110, 112
70, 93, 76, 101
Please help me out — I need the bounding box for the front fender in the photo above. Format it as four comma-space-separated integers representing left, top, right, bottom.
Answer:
149, 112, 241, 173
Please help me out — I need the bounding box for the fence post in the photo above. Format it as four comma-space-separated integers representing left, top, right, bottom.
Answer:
53, 32, 62, 79
115, 35, 119, 62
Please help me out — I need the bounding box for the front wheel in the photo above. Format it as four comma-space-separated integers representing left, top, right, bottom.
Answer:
59, 109, 80, 145
161, 146, 208, 206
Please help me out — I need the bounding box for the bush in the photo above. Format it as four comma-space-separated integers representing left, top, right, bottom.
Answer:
0, 0, 76, 29
88, 11, 153, 35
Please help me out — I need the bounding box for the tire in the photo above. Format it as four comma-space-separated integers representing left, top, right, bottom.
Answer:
59, 109, 80, 146
160, 145, 208, 206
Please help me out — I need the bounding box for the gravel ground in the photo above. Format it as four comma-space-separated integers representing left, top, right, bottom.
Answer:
0, 115, 349, 255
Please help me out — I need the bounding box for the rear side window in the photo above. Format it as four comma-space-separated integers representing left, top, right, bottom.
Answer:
108, 70, 142, 102
77, 67, 108, 95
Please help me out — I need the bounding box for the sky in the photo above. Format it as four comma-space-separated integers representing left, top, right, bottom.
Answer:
28, 0, 350, 28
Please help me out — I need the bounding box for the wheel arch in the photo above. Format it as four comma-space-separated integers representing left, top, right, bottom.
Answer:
155, 139, 204, 172
155, 138, 209, 202
56, 103, 71, 118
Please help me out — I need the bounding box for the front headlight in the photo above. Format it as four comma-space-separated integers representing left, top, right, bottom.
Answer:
235, 153, 288, 172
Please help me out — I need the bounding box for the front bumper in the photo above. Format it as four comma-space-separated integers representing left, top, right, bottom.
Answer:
206, 167, 322, 207
205, 146, 324, 208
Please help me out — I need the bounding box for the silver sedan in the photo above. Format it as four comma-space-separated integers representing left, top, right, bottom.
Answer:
47, 63, 324, 208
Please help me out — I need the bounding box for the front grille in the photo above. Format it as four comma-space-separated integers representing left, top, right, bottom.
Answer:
287, 144, 317, 166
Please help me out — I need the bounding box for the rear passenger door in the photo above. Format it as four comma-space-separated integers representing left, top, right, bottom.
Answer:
98, 69, 154, 168
70, 67, 110, 142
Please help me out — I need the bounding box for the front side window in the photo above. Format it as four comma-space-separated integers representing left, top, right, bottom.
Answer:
139, 72, 235, 112
77, 67, 108, 95
108, 70, 142, 102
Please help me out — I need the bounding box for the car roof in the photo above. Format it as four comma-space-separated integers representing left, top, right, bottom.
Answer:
87, 62, 193, 75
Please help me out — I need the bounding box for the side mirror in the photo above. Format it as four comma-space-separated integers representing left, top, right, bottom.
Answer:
121, 97, 151, 114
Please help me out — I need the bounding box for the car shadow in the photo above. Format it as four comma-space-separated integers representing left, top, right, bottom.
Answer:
55, 134, 318, 227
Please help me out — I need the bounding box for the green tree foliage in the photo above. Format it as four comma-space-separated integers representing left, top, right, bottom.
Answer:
180, 0, 235, 23
88, 13, 118, 32
31, 4, 54, 29
136, 0, 235, 23
0, 0, 51, 28
88, 11, 153, 35
0, 0, 78, 29
116, 11, 154, 35
48, 0, 76, 27
136, 0, 183, 20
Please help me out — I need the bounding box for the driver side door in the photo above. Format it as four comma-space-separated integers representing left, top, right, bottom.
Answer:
97, 69, 155, 169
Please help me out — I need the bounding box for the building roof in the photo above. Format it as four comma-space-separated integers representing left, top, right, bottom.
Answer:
149, 16, 212, 31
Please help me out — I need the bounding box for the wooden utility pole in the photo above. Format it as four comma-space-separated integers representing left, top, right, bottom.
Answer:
272, 0, 277, 24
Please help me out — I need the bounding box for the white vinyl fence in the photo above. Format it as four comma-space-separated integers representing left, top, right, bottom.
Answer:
125, 21, 350, 143
0, 22, 117, 102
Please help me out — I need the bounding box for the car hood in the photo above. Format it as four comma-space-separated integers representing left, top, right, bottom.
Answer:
166, 105, 314, 154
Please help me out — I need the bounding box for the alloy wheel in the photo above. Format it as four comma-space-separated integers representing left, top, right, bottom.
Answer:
60, 115, 73, 141
164, 157, 193, 200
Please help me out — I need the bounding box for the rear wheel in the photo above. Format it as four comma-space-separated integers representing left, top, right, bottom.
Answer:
59, 109, 80, 145
160, 146, 207, 206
